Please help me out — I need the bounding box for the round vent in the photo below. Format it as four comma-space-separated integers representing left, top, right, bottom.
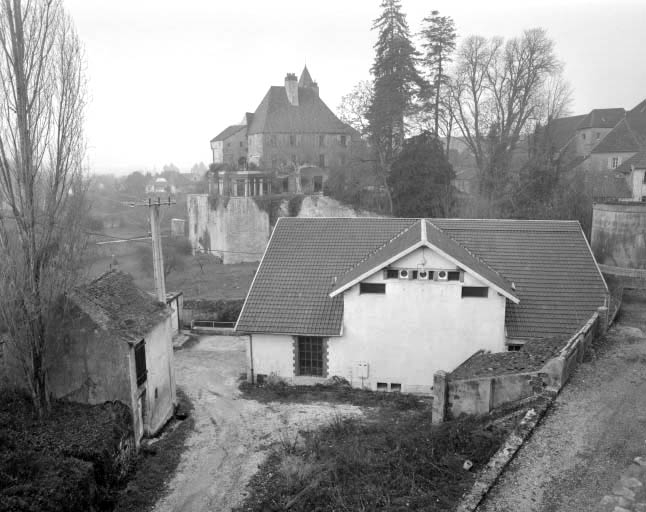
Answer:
419, 271, 428, 279
399, 269, 408, 278
438, 270, 447, 279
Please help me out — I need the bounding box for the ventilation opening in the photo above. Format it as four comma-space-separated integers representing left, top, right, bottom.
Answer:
377, 382, 388, 391
390, 383, 401, 392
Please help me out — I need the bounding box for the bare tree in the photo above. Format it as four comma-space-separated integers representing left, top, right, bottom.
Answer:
450, 28, 562, 213
337, 80, 373, 137
0, 0, 87, 416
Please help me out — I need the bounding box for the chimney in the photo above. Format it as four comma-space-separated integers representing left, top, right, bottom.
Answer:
285, 73, 299, 106
311, 81, 319, 97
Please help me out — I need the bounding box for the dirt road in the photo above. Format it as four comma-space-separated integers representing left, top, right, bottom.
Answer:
152, 335, 361, 512
479, 289, 646, 512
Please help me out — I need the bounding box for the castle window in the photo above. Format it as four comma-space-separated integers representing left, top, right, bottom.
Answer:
319, 154, 326, 168
611, 156, 621, 169
447, 271, 461, 281
313, 175, 323, 192
290, 135, 296, 146
319, 135, 325, 147
340, 135, 347, 147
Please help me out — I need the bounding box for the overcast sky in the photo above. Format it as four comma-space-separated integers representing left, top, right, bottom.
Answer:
64, 0, 646, 175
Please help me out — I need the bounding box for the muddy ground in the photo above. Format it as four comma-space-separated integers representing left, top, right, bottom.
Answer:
151, 335, 362, 512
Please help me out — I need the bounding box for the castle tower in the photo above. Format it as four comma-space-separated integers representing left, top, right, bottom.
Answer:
285, 73, 299, 106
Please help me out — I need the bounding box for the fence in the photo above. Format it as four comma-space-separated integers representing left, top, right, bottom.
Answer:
432, 305, 609, 423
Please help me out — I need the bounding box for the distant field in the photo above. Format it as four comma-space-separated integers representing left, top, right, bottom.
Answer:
86, 247, 258, 301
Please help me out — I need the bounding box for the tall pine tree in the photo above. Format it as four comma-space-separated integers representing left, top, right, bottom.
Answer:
420, 10, 456, 137
368, 0, 423, 213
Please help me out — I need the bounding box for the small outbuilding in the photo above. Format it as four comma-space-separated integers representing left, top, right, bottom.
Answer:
47, 270, 177, 445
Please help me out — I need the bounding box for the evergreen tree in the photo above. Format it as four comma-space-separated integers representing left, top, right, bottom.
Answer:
420, 10, 456, 137
368, 0, 424, 212
389, 132, 455, 218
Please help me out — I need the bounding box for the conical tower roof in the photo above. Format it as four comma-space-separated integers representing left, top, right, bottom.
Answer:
298, 65, 315, 88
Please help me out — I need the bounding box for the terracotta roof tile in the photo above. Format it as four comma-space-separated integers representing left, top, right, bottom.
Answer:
236, 218, 608, 339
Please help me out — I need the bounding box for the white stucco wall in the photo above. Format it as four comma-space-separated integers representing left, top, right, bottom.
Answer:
249, 334, 295, 379
250, 246, 507, 394
128, 316, 176, 439
631, 169, 646, 201
330, 247, 507, 394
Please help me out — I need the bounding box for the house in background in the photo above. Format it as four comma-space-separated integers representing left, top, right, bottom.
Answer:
45, 271, 177, 446
546, 98, 646, 201
235, 218, 608, 394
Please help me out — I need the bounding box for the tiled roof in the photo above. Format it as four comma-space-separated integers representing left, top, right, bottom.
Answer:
211, 125, 246, 142
236, 218, 608, 339
615, 151, 646, 174
298, 65, 315, 88
236, 218, 416, 336
545, 114, 585, 152
247, 85, 352, 135
330, 220, 517, 301
589, 171, 632, 200
578, 108, 625, 129
592, 118, 642, 153
431, 219, 608, 339
72, 271, 168, 344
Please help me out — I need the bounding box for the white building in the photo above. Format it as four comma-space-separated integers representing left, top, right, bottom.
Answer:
235, 218, 608, 394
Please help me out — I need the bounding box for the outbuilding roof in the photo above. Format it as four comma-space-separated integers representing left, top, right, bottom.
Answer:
235, 218, 608, 339
72, 271, 168, 344
592, 118, 642, 153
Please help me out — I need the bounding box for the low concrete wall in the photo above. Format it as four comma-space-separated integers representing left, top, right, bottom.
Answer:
433, 307, 608, 422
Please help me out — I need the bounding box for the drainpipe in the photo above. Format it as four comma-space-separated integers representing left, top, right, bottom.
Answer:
249, 334, 255, 384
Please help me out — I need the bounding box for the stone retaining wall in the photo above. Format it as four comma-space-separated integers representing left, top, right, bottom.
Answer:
433, 306, 610, 423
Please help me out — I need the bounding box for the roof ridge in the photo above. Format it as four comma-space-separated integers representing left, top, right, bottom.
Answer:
337, 219, 421, 278
425, 219, 510, 286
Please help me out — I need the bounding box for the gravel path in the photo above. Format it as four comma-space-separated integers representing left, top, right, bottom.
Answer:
479, 289, 646, 512
152, 335, 362, 512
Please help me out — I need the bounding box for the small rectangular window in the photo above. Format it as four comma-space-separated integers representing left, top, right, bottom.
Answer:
377, 382, 388, 391
319, 135, 325, 147
461, 286, 488, 298
360, 283, 385, 294
290, 135, 296, 146
507, 344, 523, 352
384, 269, 399, 279
642, 196, 646, 203
282, 177, 289, 192
447, 271, 461, 281
390, 383, 401, 392
319, 154, 325, 168
340, 135, 347, 147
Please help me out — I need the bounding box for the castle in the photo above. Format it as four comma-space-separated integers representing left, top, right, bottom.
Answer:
209, 66, 358, 197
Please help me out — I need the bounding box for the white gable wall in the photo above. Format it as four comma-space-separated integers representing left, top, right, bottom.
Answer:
330, 246, 506, 394
247, 246, 508, 394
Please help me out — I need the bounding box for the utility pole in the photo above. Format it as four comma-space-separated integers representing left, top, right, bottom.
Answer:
131, 196, 176, 302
